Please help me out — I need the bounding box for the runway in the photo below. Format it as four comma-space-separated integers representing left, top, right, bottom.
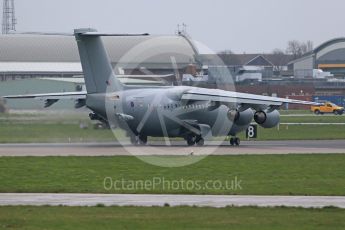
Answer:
0, 140, 344, 156
1, 193, 344, 208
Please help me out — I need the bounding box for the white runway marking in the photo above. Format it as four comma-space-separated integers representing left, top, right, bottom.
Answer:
0, 193, 344, 208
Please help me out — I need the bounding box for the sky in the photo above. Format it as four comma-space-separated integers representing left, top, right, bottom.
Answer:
13, 0, 345, 53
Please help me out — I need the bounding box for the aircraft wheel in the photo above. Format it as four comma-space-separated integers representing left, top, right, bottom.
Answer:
186, 136, 196, 146
230, 137, 240, 146
234, 137, 241, 146
196, 138, 205, 146
139, 135, 148, 145
230, 137, 235, 146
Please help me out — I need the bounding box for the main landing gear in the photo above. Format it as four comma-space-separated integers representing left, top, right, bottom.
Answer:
186, 135, 205, 146
230, 137, 240, 146
185, 135, 240, 147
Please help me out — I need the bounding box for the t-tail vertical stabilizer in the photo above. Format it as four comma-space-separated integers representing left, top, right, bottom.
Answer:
74, 28, 124, 94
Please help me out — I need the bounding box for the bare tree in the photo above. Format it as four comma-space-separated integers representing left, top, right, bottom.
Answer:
286, 40, 303, 59
286, 40, 314, 59
272, 48, 285, 55
217, 49, 240, 66
217, 49, 234, 55
306, 40, 314, 52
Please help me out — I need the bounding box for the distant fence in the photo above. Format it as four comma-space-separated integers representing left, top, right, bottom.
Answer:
280, 123, 345, 125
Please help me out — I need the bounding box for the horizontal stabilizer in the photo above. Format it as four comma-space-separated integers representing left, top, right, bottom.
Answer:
9, 30, 149, 37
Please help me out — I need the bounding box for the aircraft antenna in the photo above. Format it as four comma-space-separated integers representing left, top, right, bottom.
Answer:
2, 0, 17, 34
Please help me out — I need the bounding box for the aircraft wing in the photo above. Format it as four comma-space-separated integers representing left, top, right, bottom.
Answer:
3, 92, 87, 108
3, 91, 87, 100
181, 88, 320, 109
39, 76, 168, 85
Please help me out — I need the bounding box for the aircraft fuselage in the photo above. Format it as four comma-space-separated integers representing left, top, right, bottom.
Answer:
86, 86, 251, 139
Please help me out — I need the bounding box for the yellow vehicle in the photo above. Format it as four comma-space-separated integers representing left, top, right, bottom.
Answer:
311, 102, 344, 115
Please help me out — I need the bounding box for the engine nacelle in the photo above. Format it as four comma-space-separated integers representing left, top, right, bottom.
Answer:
254, 110, 280, 128
227, 108, 254, 126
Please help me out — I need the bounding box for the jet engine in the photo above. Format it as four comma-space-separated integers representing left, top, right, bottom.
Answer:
226, 108, 254, 136
254, 109, 280, 128
227, 108, 254, 126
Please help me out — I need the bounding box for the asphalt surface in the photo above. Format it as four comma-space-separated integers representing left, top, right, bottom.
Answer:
0, 140, 344, 156
0, 193, 344, 208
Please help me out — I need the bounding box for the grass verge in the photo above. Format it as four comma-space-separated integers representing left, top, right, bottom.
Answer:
239, 124, 345, 140
0, 155, 344, 195
1, 113, 345, 142
0, 206, 344, 230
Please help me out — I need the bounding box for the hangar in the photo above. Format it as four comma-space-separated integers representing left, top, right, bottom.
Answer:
289, 38, 345, 78
0, 33, 199, 82
0, 33, 199, 109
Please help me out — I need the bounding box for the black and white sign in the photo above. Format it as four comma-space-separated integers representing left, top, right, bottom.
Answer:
246, 125, 257, 139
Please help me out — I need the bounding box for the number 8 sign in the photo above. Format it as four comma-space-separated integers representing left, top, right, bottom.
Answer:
246, 125, 257, 139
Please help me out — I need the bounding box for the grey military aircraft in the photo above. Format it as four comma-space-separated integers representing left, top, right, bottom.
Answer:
4, 28, 320, 146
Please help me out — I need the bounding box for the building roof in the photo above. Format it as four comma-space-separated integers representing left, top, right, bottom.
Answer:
288, 37, 345, 65
0, 34, 197, 66
200, 53, 293, 67
314, 37, 345, 53
0, 62, 81, 73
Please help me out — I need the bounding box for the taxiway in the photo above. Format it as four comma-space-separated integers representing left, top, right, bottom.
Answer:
0, 140, 344, 156
0, 193, 344, 208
